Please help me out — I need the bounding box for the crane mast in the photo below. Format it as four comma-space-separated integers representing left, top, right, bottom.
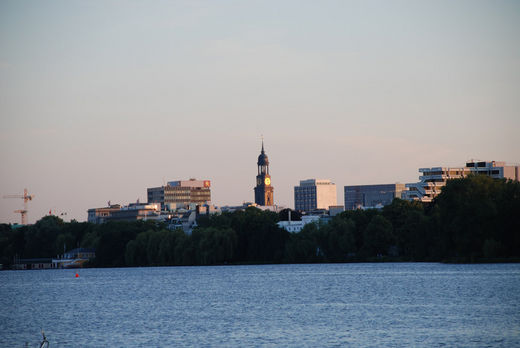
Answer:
3, 188, 34, 225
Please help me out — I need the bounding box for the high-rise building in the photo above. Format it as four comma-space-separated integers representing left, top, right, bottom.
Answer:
344, 183, 406, 210
148, 179, 211, 209
294, 179, 337, 211
254, 140, 274, 206
404, 160, 519, 202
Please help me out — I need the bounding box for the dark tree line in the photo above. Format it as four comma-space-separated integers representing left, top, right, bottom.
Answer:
1, 175, 519, 267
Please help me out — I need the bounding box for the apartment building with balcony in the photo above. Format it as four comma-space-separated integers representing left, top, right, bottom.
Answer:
404, 160, 519, 202
404, 167, 468, 202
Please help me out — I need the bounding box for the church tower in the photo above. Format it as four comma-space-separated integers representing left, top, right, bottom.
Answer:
254, 140, 274, 206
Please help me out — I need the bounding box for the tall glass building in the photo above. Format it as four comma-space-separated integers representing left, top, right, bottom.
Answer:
344, 183, 406, 210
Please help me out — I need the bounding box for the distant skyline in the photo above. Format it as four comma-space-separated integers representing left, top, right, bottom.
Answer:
1, 0, 519, 223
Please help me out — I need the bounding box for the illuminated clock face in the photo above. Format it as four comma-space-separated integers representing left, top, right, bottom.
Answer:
264, 177, 271, 186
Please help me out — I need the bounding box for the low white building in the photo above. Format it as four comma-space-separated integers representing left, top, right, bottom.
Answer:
109, 202, 162, 221
87, 204, 122, 224
87, 202, 161, 223
277, 215, 321, 233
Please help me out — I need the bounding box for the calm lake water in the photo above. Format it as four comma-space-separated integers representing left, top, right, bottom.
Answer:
1, 263, 520, 347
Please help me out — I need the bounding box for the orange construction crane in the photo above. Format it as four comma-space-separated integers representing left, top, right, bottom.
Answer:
3, 188, 34, 225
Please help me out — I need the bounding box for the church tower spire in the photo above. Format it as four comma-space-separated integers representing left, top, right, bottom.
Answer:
254, 139, 274, 206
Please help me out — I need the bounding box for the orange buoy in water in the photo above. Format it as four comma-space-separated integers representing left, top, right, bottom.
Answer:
75, 273, 79, 278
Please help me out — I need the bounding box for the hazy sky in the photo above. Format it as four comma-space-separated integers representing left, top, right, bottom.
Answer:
1, 0, 519, 223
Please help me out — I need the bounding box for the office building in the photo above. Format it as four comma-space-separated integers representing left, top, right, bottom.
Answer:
148, 179, 211, 209
295, 179, 337, 211
466, 160, 519, 180
108, 203, 161, 221
344, 183, 407, 210
87, 202, 160, 223
87, 204, 122, 224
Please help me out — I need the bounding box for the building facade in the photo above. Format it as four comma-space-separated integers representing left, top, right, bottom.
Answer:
108, 203, 161, 221
404, 160, 519, 202
87, 203, 161, 223
87, 204, 122, 224
12, 258, 55, 270
254, 141, 274, 206
344, 183, 407, 210
147, 179, 211, 209
52, 248, 96, 269
294, 179, 337, 211
277, 215, 321, 233
466, 160, 519, 180
329, 205, 345, 216
404, 167, 467, 202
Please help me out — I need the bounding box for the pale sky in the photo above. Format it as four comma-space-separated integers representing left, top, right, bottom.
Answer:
1, 0, 519, 223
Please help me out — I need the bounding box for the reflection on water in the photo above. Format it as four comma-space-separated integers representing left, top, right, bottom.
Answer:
1, 263, 519, 347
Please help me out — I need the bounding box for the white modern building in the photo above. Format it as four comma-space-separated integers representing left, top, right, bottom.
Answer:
294, 179, 337, 212
277, 215, 321, 233
404, 167, 467, 202
404, 160, 519, 202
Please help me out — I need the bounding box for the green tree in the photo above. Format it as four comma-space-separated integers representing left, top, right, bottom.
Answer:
24, 215, 64, 258
93, 221, 145, 267
397, 210, 433, 260
157, 229, 185, 265
338, 209, 380, 252
194, 227, 237, 265
0, 224, 25, 265
231, 207, 287, 263
284, 222, 321, 263
434, 175, 520, 260
361, 215, 395, 257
